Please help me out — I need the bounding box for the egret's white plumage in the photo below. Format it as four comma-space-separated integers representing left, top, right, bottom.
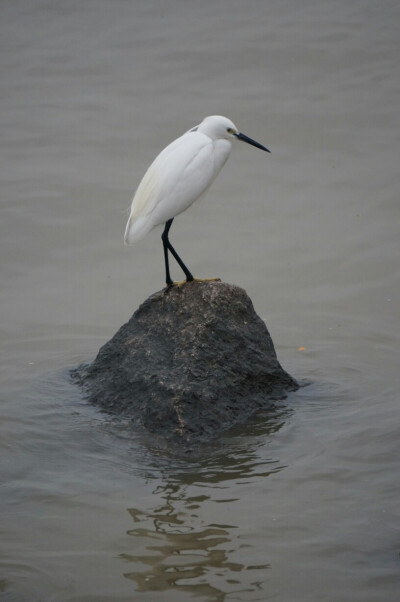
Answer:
124, 115, 269, 286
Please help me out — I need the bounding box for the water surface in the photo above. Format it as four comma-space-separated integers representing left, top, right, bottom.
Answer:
1, 1, 399, 600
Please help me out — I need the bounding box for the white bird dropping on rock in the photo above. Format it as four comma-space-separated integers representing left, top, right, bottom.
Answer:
124, 115, 270, 287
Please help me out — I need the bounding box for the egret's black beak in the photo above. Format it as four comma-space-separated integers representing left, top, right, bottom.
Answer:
235, 132, 270, 153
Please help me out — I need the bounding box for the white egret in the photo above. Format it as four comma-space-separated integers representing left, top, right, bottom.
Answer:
124, 115, 270, 287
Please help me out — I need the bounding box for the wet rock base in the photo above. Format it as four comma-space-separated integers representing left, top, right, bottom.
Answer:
73, 281, 298, 445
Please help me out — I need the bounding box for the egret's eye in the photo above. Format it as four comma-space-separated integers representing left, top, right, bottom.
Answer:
227, 127, 234, 134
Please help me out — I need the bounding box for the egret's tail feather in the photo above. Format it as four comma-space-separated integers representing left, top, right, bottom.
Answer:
124, 215, 154, 244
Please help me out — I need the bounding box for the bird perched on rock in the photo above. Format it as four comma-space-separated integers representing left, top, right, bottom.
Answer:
124, 115, 270, 287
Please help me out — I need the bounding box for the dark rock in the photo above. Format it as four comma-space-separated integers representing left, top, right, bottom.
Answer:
73, 281, 298, 444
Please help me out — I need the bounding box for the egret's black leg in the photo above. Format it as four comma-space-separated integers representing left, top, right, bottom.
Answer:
162, 220, 173, 287
161, 218, 194, 286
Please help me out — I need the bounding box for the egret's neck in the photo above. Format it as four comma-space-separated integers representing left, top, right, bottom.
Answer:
212, 139, 232, 173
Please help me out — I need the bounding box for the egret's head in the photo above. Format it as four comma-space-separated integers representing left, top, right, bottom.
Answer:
196, 115, 239, 141
196, 115, 270, 152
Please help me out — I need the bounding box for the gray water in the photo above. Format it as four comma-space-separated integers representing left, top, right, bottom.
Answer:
1, 1, 399, 600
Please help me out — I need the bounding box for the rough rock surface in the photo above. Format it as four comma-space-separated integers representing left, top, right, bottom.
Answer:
73, 281, 298, 444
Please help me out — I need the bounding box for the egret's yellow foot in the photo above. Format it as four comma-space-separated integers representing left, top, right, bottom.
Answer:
193, 277, 221, 283
171, 280, 188, 288
171, 277, 221, 288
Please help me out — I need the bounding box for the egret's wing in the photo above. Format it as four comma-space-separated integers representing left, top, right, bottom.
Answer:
124, 132, 214, 243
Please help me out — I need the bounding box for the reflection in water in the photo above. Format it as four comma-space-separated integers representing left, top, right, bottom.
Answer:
120, 408, 289, 600
122, 502, 241, 600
